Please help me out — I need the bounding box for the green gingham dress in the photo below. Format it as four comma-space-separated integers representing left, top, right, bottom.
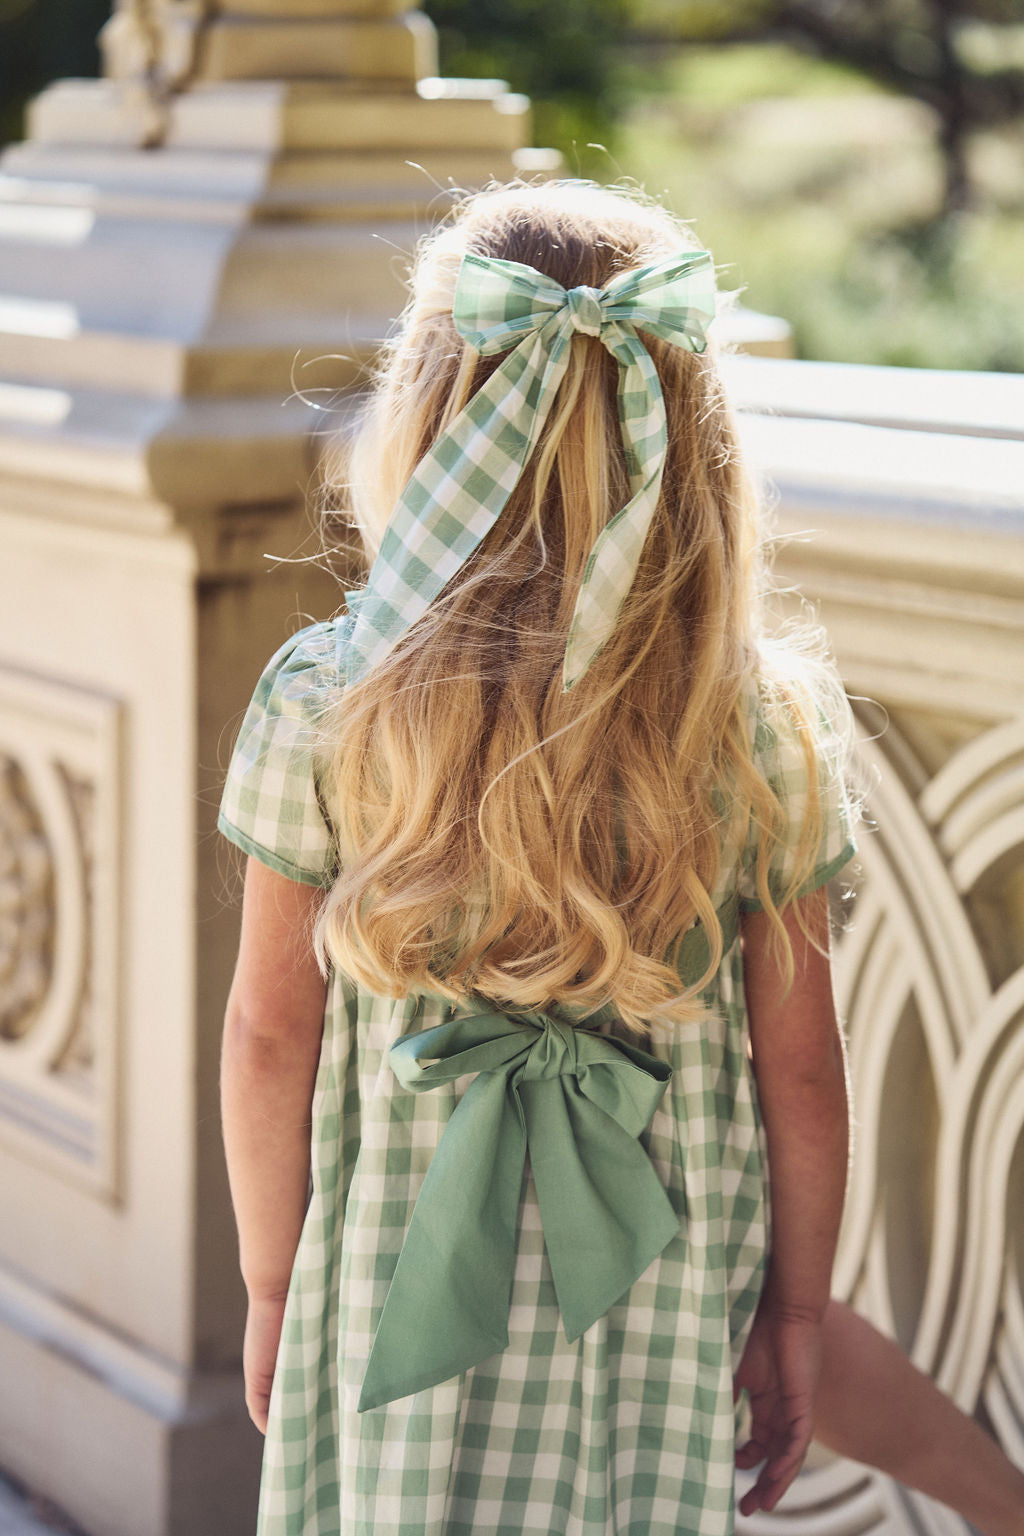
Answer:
218, 621, 857, 1536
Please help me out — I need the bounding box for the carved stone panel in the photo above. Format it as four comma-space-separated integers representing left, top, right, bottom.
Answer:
0, 666, 121, 1199
737, 709, 1024, 1532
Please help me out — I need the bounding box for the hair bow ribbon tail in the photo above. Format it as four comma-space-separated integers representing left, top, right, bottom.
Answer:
356, 1009, 679, 1413
344, 316, 573, 686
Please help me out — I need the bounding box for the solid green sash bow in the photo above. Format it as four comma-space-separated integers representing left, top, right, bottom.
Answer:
357, 1006, 679, 1412
344, 247, 717, 694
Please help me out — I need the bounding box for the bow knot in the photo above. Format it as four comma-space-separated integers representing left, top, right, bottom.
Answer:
356, 1004, 680, 1412
566, 284, 604, 337
503, 1008, 586, 1079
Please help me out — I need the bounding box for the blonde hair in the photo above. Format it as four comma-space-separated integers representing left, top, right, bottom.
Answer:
314, 180, 843, 1037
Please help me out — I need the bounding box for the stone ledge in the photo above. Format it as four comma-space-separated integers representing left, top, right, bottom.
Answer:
0, 1304, 260, 1536
724, 354, 1024, 441
733, 401, 1024, 720
1, 142, 535, 222
27, 79, 531, 154
739, 412, 1024, 541
214, 0, 412, 13
189, 11, 438, 85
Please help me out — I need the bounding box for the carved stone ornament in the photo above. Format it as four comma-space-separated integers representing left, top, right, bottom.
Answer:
97, 0, 212, 145
737, 709, 1024, 1533
0, 669, 121, 1199
0, 755, 55, 1042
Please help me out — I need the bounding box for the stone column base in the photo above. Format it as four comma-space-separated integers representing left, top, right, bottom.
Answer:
0, 1263, 261, 1536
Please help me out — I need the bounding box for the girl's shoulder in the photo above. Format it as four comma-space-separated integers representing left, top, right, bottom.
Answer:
734, 653, 860, 913
249, 618, 346, 715
217, 620, 344, 889
741, 652, 855, 795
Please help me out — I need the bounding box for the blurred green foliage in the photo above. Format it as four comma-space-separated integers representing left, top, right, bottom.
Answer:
632, 0, 1024, 39
1, 0, 1022, 369
616, 42, 1024, 371
422, 0, 1024, 370
421, 0, 631, 164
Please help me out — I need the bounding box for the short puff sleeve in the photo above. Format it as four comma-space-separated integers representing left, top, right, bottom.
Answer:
218, 624, 338, 888
738, 675, 859, 912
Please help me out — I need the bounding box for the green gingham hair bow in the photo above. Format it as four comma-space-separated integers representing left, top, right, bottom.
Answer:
345, 247, 717, 692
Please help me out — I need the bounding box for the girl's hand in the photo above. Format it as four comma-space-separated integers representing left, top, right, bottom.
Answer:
734, 1297, 823, 1516
243, 1293, 288, 1434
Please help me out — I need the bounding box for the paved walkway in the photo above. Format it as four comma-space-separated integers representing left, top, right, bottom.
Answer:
0, 1475, 82, 1536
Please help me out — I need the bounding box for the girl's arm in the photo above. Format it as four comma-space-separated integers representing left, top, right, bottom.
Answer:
221, 857, 327, 1432
817, 1301, 1024, 1536
735, 888, 850, 1515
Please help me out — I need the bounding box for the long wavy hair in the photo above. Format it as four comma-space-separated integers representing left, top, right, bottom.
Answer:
314, 181, 842, 1037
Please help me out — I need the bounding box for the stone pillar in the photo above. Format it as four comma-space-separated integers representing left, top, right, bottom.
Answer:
0, 8, 551, 1534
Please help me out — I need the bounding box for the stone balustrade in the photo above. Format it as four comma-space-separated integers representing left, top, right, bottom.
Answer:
728, 354, 1024, 1534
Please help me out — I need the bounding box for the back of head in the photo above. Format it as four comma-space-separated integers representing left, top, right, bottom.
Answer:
348, 181, 749, 579
316, 181, 785, 1033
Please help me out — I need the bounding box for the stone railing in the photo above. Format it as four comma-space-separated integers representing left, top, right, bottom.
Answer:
728, 355, 1024, 1534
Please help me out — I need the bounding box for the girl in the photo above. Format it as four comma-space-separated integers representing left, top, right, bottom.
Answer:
218, 180, 1019, 1535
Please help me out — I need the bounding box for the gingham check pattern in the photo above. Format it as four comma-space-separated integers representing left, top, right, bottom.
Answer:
218, 626, 857, 1536
217, 625, 338, 889
345, 250, 717, 694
